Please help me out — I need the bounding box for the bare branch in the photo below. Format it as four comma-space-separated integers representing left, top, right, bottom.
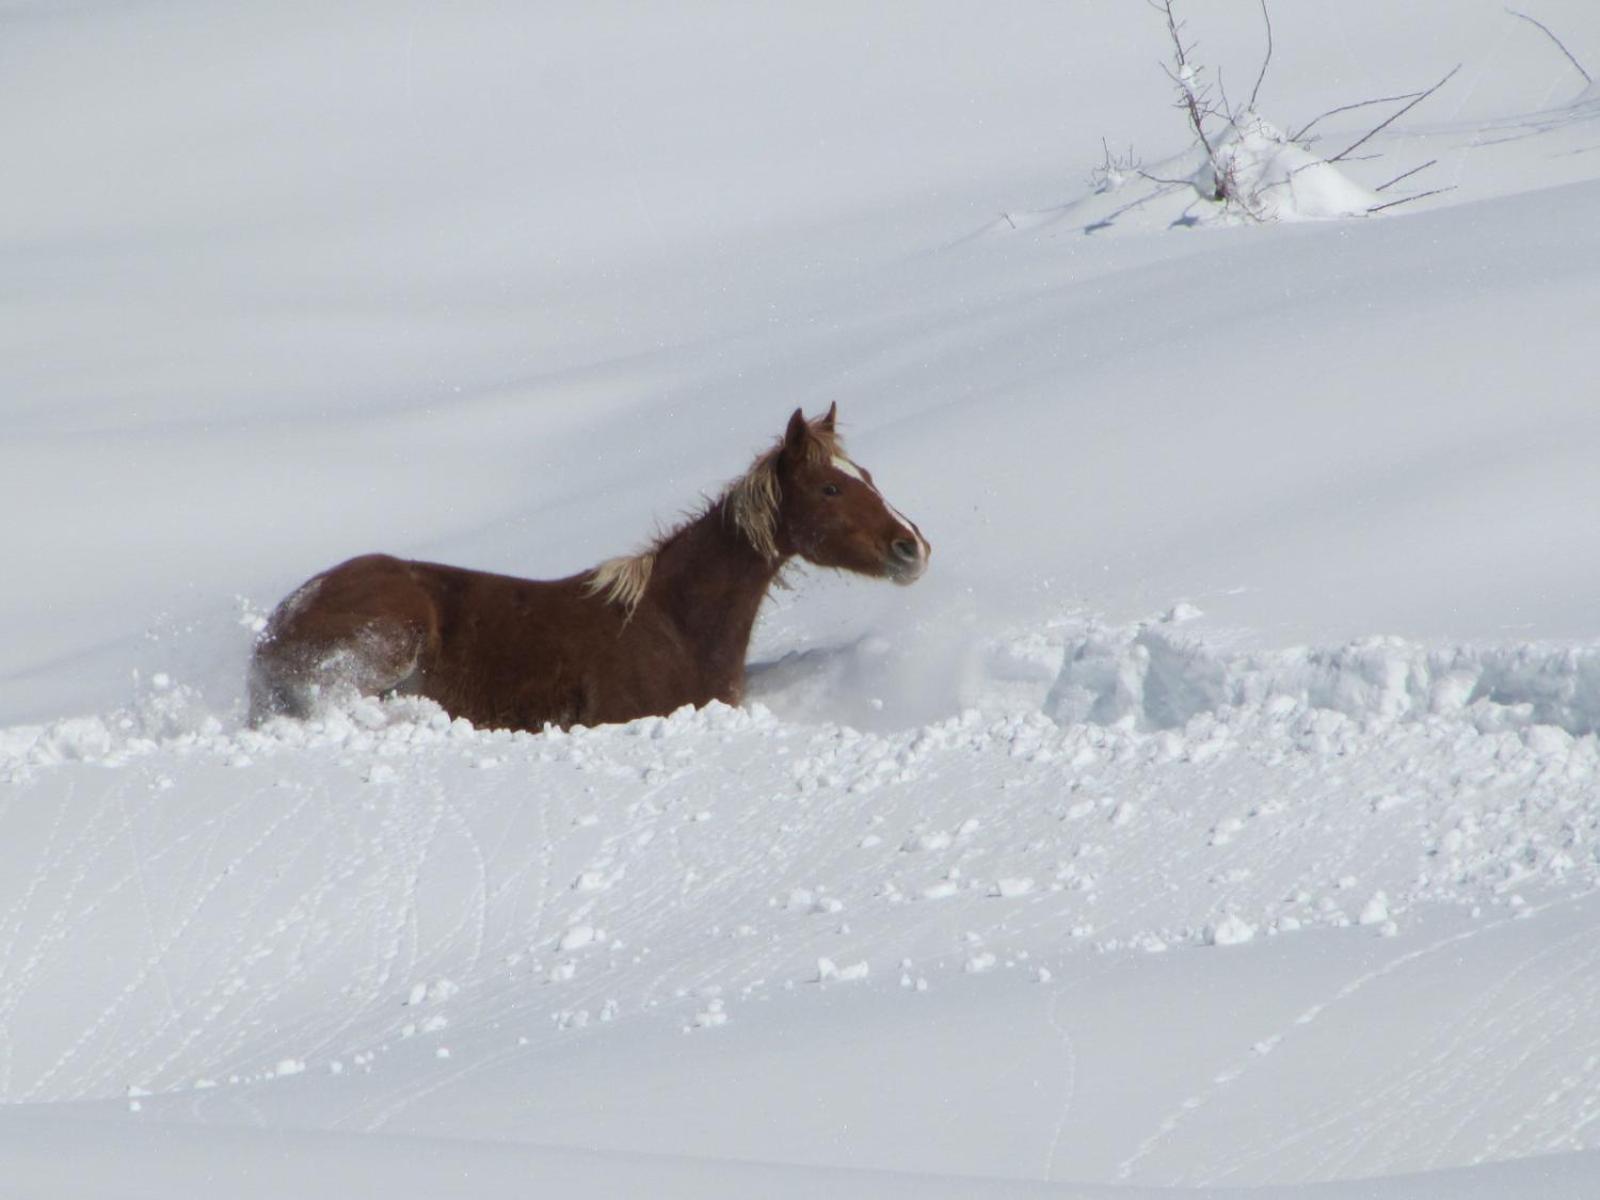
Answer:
1257, 154, 1348, 194
1366, 186, 1458, 214
1090, 138, 1144, 193
1119, 1, 1449, 224
1290, 89, 1428, 144
1506, 8, 1592, 84
1136, 168, 1196, 189
1328, 64, 1461, 163
1155, 0, 1219, 165
1373, 158, 1438, 192
1248, 0, 1273, 111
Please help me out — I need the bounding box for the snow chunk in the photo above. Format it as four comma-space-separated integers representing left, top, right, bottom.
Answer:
992, 877, 1036, 898
574, 866, 622, 892
693, 999, 728, 1028
902, 829, 952, 852
405, 978, 459, 1006
558, 925, 597, 952
816, 958, 868, 983
1207, 915, 1257, 947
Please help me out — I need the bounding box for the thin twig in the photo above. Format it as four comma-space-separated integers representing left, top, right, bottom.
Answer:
1160, 63, 1220, 164
1373, 158, 1437, 192
1506, 8, 1592, 84
1329, 64, 1461, 163
1367, 185, 1457, 214
1155, 0, 1219, 164
1290, 89, 1427, 144
1136, 168, 1196, 188
1248, 0, 1273, 111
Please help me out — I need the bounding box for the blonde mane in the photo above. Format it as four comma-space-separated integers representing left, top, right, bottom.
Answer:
585, 419, 841, 617
586, 552, 655, 615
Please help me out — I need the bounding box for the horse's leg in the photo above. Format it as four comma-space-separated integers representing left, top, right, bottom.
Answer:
247, 556, 438, 725
247, 627, 427, 723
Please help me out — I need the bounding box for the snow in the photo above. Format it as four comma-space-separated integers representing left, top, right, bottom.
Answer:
5, 0, 1600, 1195
1206, 916, 1258, 948
1203, 114, 1383, 221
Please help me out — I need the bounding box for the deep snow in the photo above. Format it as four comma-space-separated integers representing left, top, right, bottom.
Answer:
4, 1, 1600, 1195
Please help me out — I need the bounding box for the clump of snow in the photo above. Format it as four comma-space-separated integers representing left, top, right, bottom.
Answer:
1207, 915, 1257, 947
901, 829, 953, 853
405, 979, 459, 1007
33, 717, 117, 764
7, 6, 1600, 1193
1202, 114, 1381, 222
558, 926, 598, 953
1044, 625, 1600, 736
693, 999, 728, 1029
815, 958, 869, 984
785, 887, 846, 915
991, 878, 1035, 898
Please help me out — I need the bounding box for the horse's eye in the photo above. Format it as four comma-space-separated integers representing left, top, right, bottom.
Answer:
821, 483, 842, 497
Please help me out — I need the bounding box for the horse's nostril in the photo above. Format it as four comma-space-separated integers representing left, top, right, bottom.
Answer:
891, 538, 920, 563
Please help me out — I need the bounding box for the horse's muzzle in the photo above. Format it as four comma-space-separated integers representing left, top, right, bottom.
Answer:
887, 537, 929, 585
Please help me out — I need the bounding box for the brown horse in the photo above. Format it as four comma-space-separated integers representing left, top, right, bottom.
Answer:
248, 405, 929, 732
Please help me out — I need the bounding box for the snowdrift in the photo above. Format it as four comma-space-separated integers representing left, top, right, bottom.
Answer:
4, 1, 1600, 1195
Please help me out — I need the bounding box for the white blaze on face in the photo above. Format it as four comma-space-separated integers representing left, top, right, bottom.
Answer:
831, 454, 866, 482
833, 454, 929, 560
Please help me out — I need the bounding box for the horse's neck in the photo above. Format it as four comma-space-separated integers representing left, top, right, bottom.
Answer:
645, 503, 783, 672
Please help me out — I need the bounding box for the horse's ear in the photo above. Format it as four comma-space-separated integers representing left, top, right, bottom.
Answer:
818, 402, 837, 434
781, 407, 810, 460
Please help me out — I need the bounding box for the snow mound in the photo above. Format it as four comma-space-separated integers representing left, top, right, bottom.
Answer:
1202, 114, 1381, 221
1043, 623, 1600, 735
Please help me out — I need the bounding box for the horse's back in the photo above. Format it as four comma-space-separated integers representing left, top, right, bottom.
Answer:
248, 553, 607, 728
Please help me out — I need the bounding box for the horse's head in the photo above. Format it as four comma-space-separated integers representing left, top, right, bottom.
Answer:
771, 404, 930, 585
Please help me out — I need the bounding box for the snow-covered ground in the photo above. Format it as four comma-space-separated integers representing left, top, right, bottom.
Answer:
5, 1, 1600, 1194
